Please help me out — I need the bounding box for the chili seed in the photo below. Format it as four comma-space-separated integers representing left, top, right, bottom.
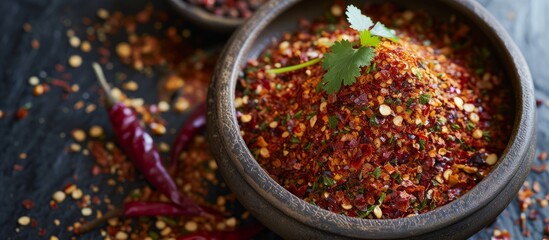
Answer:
184, 221, 198, 232
52, 191, 66, 203
28, 76, 40, 86
259, 148, 270, 158
373, 205, 382, 218
18, 216, 31, 226
393, 116, 403, 126
485, 153, 498, 165
81, 41, 91, 52
155, 220, 166, 230
341, 203, 353, 210
96, 8, 110, 19
69, 36, 81, 48
89, 126, 104, 138
379, 104, 392, 116
269, 121, 279, 128
160, 227, 172, 236
71, 129, 86, 142
443, 169, 452, 180
50, 236, 59, 240
240, 114, 252, 123
33, 85, 44, 96
453, 97, 464, 109
114, 231, 128, 240
174, 98, 190, 112
123, 81, 139, 91
71, 189, 83, 200
158, 101, 170, 112
81, 207, 92, 216
463, 103, 475, 112
225, 217, 237, 228
472, 129, 483, 139
69, 143, 81, 152
469, 112, 480, 123
116, 43, 131, 58
68, 55, 82, 68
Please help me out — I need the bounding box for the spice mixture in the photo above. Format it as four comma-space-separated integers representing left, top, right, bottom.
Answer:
185, 0, 267, 19
235, 4, 515, 218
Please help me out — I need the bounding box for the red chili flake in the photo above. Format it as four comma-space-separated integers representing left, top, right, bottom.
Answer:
31, 39, 40, 49
30, 218, 38, 228
91, 165, 102, 176
537, 99, 544, 107
539, 151, 548, 161
16, 108, 28, 120
22, 199, 34, 209
50, 79, 72, 92
38, 228, 46, 237
55, 64, 65, 72
531, 164, 547, 173
13, 164, 24, 171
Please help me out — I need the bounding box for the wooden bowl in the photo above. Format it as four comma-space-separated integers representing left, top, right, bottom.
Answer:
165, 0, 243, 32
207, 0, 536, 238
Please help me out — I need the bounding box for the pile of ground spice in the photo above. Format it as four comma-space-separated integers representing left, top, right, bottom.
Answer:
235, 4, 514, 219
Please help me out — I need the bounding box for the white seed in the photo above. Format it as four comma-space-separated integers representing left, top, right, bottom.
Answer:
155, 220, 166, 230
184, 221, 198, 232
341, 203, 353, 210
485, 153, 498, 165
28, 76, 40, 86
225, 217, 237, 228
69, 36, 81, 48
469, 112, 480, 123
50, 236, 59, 240
158, 101, 170, 112
278, 41, 290, 51
260, 148, 270, 158
240, 114, 252, 123
463, 103, 475, 112
443, 169, 452, 180
71, 189, 83, 200
18, 216, 31, 226
52, 191, 66, 203
453, 97, 464, 109
379, 104, 392, 116
373, 205, 382, 219
114, 231, 128, 240
472, 129, 483, 139
269, 121, 278, 128
68, 55, 82, 68
81, 208, 92, 216
393, 116, 403, 126
89, 126, 104, 138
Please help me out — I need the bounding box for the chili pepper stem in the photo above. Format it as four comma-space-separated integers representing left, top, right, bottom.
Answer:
76, 208, 123, 235
92, 62, 117, 107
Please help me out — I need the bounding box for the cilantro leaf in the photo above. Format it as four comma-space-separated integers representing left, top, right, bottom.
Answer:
320, 40, 375, 94
360, 31, 381, 47
346, 5, 373, 32
371, 22, 399, 42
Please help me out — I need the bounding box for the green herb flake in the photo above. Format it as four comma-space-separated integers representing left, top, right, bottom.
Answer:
291, 136, 300, 144
419, 139, 426, 150
378, 192, 386, 204
322, 176, 337, 186
419, 93, 431, 105
373, 167, 382, 179
328, 115, 339, 129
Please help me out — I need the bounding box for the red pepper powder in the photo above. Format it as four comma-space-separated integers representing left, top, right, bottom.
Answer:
236, 4, 514, 218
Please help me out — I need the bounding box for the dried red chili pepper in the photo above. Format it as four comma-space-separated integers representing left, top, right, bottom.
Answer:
177, 223, 265, 240
170, 101, 207, 169
92, 63, 204, 215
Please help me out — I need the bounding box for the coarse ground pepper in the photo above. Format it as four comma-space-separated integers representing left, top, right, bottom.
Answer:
235, 3, 514, 219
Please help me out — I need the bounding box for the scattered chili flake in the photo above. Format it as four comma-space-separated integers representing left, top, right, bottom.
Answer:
22, 199, 35, 209
539, 151, 548, 161
236, 3, 514, 218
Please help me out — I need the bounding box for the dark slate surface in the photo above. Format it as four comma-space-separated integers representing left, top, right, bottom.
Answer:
0, 0, 547, 239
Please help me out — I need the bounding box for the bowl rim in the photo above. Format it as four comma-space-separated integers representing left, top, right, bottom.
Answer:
164, 0, 243, 32
208, 0, 535, 238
